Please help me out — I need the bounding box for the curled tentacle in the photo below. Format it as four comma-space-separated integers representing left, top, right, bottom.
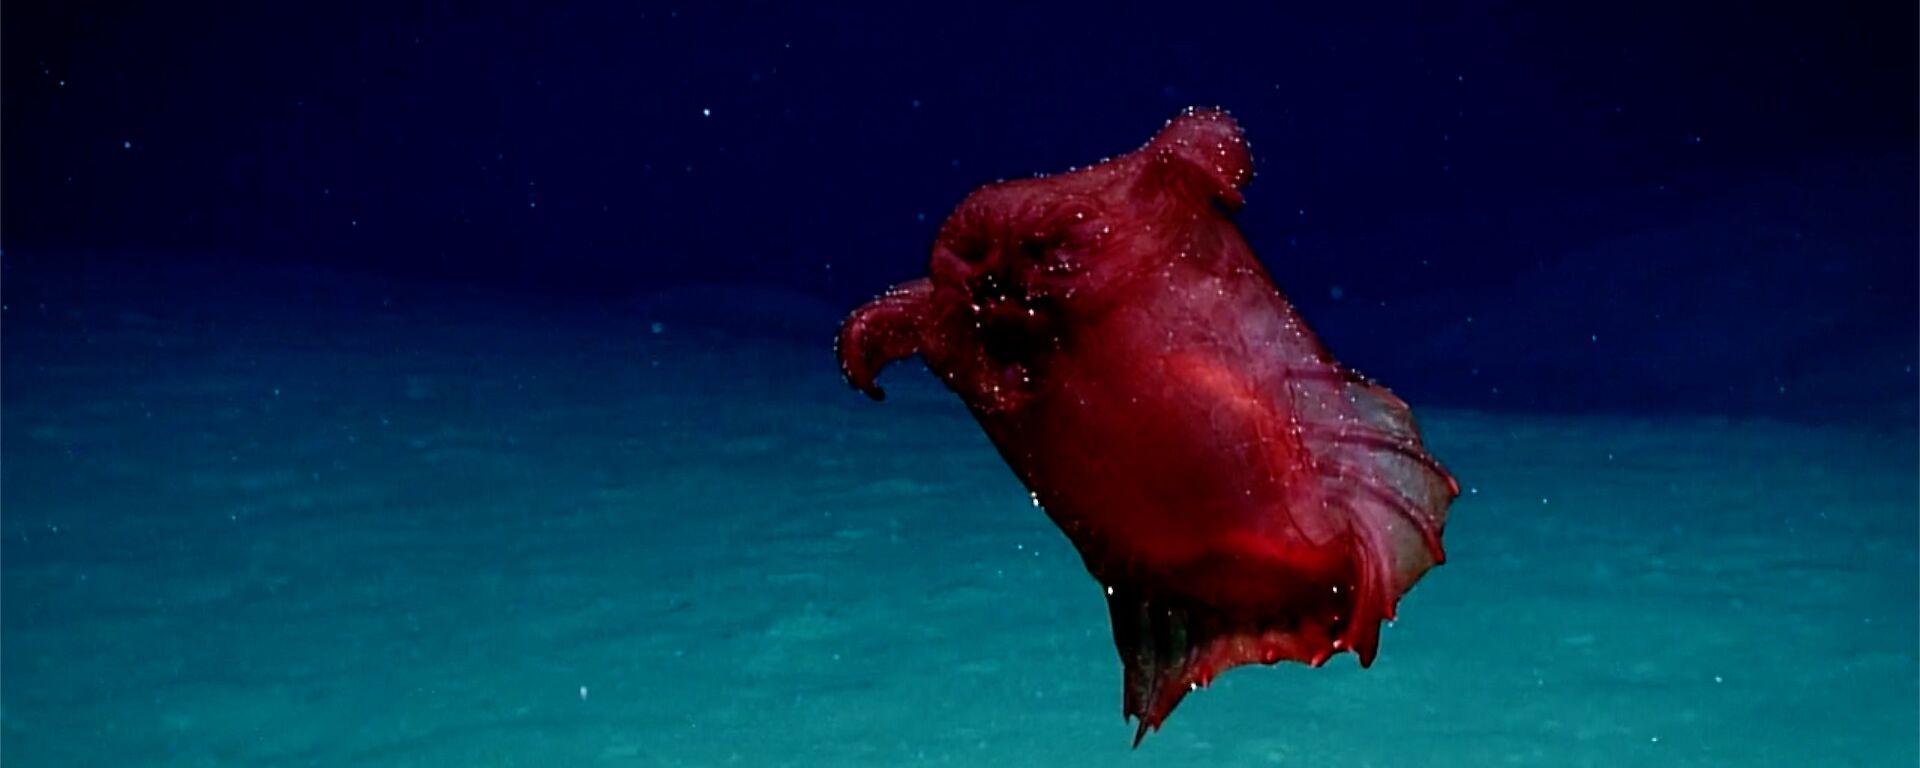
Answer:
836, 279, 934, 400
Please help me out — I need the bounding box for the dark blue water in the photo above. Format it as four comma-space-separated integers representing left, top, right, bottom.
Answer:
5, 4, 1915, 765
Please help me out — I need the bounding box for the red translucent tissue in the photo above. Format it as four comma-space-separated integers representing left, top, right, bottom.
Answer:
837, 108, 1458, 745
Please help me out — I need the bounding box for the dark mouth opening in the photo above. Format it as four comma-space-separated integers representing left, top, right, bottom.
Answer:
975, 294, 1060, 392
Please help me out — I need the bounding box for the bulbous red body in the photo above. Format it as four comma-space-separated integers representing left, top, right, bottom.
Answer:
837, 108, 1457, 744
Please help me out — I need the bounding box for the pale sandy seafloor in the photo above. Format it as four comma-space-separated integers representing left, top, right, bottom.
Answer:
4, 266, 1915, 767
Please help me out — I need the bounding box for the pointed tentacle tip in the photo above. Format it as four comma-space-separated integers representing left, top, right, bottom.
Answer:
832, 329, 883, 400
1355, 641, 1379, 668
846, 369, 887, 401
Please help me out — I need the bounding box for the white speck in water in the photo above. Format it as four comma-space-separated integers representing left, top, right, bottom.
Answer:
123, 141, 132, 149
701, 108, 711, 117
650, 322, 665, 335
579, 685, 589, 701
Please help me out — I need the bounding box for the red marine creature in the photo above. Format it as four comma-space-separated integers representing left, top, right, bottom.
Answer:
836, 108, 1458, 744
